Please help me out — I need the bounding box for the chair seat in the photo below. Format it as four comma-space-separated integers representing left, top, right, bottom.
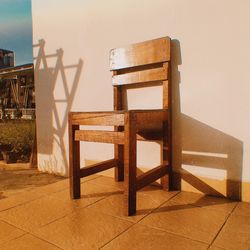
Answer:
70, 109, 168, 131
70, 109, 168, 143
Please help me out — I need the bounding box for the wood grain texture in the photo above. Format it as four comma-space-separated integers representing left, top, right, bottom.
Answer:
167, 62, 173, 189
71, 113, 125, 126
160, 120, 169, 190
124, 112, 137, 216
80, 159, 118, 177
69, 113, 80, 199
136, 130, 164, 141
112, 65, 168, 86
110, 37, 170, 70
136, 165, 169, 191
75, 130, 124, 144
161, 63, 172, 190
135, 110, 168, 129
161, 78, 169, 189
114, 83, 124, 181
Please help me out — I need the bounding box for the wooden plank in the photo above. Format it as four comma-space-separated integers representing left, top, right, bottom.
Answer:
161, 74, 170, 190
137, 165, 169, 191
162, 64, 169, 108
113, 81, 123, 111
161, 62, 172, 189
167, 64, 173, 189
112, 65, 168, 86
135, 110, 168, 129
71, 111, 123, 117
136, 130, 164, 141
115, 143, 124, 181
80, 159, 117, 177
68, 113, 81, 199
75, 130, 124, 144
110, 37, 170, 70
124, 112, 137, 216
113, 83, 124, 181
160, 120, 169, 190
71, 112, 124, 126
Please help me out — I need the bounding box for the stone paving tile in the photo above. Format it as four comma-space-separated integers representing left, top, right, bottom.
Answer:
0, 195, 77, 232
139, 199, 228, 244
231, 202, 250, 217
208, 246, 226, 250
80, 174, 101, 183
88, 192, 166, 223
1, 175, 250, 249
88, 176, 179, 205
0, 220, 26, 246
0, 178, 72, 212
0, 190, 44, 212
170, 191, 238, 215
213, 213, 250, 250
33, 207, 133, 250
88, 176, 124, 190
34, 179, 70, 195
139, 185, 179, 205
50, 181, 122, 209
101, 224, 208, 250
1, 233, 60, 250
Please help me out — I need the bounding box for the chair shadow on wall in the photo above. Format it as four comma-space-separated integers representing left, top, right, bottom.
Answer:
33, 39, 83, 174
32, 38, 243, 200
171, 39, 243, 200
110, 39, 243, 201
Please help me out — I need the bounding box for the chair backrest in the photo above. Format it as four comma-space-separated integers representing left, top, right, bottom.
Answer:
110, 37, 171, 111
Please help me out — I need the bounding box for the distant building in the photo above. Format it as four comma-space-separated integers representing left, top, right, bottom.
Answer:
0, 49, 35, 120
0, 49, 15, 69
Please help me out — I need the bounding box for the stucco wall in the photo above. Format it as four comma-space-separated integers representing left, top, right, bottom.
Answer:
32, 0, 250, 200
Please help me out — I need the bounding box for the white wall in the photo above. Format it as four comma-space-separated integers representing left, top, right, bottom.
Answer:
32, 0, 250, 198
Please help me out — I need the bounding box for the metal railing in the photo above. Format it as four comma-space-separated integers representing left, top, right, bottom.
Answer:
0, 108, 36, 120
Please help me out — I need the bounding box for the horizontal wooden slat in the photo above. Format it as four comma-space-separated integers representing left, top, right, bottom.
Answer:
75, 129, 166, 142
135, 110, 168, 129
110, 37, 170, 70
80, 159, 117, 177
112, 65, 168, 86
75, 130, 124, 144
136, 130, 165, 141
70, 113, 124, 126
136, 165, 169, 190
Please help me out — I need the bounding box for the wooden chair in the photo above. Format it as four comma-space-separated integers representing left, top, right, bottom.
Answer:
69, 37, 172, 215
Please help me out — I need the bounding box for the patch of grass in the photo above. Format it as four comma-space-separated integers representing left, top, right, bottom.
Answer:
0, 120, 35, 162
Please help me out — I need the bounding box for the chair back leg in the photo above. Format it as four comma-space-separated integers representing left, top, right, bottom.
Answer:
115, 143, 124, 181
69, 121, 81, 199
124, 112, 137, 215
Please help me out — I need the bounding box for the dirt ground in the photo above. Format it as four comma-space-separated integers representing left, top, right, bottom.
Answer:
0, 161, 66, 198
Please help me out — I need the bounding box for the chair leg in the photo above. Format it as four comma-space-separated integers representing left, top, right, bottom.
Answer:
161, 121, 170, 191
69, 122, 81, 199
161, 146, 169, 191
115, 144, 124, 181
124, 112, 137, 216
161, 175, 169, 191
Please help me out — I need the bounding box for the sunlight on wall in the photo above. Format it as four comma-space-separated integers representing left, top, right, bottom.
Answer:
32, 0, 250, 200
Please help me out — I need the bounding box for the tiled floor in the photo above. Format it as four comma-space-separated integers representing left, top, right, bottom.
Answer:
0, 175, 249, 249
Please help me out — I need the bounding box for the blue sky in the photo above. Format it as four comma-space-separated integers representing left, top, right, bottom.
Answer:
0, 0, 32, 65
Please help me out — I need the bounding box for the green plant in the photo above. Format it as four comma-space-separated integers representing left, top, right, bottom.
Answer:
0, 120, 35, 162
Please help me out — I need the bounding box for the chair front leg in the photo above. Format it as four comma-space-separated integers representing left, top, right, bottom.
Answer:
124, 112, 137, 216
69, 119, 81, 199
161, 121, 169, 190
115, 144, 124, 181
